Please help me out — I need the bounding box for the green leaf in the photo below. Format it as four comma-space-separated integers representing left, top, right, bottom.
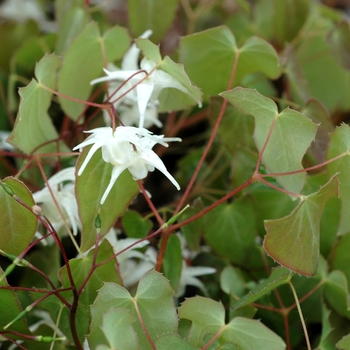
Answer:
55, 5, 90, 54
324, 270, 350, 319
178, 296, 285, 349
128, 0, 179, 43
327, 125, 350, 236
7, 54, 68, 155
136, 39, 202, 111
75, 147, 139, 252
122, 210, 153, 239
180, 26, 280, 96
89, 271, 177, 349
0, 268, 31, 336
135, 38, 162, 62
220, 266, 246, 299
97, 308, 139, 350
329, 233, 350, 288
294, 15, 350, 112
203, 196, 256, 265
327, 20, 350, 70
156, 334, 197, 349
264, 175, 339, 276
59, 240, 121, 307
162, 234, 182, 293
0, 177, 37, 256
180, 199, 204, 252
222, 317, 286, 350
232, 267, 293, 310
178, 296, 224, 347
221, 87, 318, 195
337, 333, 350, 350
58, 22, 130, 120
260, 0, 310, 44
302, 99, 334, 163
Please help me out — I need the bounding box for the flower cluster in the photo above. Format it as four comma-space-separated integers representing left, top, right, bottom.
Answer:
91, 30, 201, 129
74, 31, 202, 204
33, 167, 80, 241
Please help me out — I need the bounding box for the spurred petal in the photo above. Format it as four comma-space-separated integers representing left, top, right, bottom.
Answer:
100, 163, 130, 204
138, 148, 180, 190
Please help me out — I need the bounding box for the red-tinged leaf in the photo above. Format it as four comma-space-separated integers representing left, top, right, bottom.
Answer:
264, 175, 339, 276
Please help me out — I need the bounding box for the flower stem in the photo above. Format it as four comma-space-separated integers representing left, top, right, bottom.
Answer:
288, 280, 311, 350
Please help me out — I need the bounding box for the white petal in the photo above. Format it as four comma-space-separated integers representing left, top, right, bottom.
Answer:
100, 163, 130, 204
122, 29, 153, 70
136, 81, 155, 128
138, 149, 180, 190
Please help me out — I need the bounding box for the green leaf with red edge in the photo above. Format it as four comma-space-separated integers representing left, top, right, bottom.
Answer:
58, 22, 131, 120
327, 124, 350, 236
0, 177, 37, 256
264, 174, 339, 276
221, 87, 318, 195
0, 268, 31, 337
178, 296, 285, 349
75, 147, 139, 252
58, 239, 121, 307
128, 0, 179, 43
88, 271, 177, 350
7, 54, 69, 155
179, 26, 281, 96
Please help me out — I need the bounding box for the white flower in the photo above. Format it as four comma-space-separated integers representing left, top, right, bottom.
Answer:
73, 126, 181, 204
176, 261, 216, 297
101, 30, 161, 128
91, 31, 201, 129
0, 131, 14, 151
0, 0, 56, 32
33, 167, 81, 239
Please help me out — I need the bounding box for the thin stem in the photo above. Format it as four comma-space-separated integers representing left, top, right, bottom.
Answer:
288, 281, 311, 350
133, 299, 156, 350
260, 150, 349, 177
254, 117, 278, 174
175, 50, 241, 215
138, 180, 164, 226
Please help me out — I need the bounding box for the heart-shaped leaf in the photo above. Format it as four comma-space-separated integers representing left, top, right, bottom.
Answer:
264, 175, 339, 275
221, 87, 318, 195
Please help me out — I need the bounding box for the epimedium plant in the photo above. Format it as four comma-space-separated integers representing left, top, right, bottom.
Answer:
1, 0, 350, 349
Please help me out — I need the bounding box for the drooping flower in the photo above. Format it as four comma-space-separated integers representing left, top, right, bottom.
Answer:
33, 167, 81, 239
91, 31, 202, 129
73, 126, 181, 204
99, 30, 161, 128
